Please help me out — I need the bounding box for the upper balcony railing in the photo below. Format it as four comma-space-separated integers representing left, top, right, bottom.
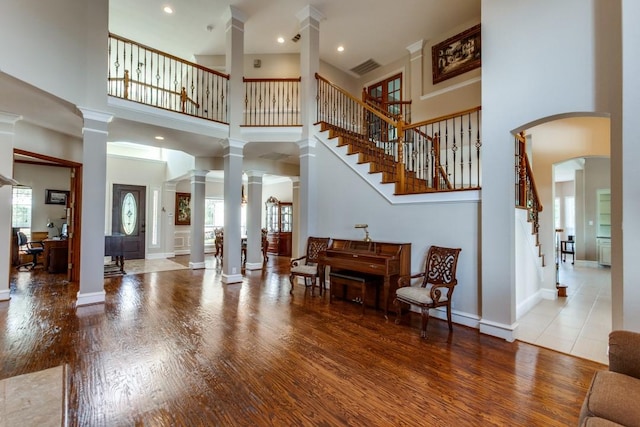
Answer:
242, 77, 301, 126
108, 33, 230, 124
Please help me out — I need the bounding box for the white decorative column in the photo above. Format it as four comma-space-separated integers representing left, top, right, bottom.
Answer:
221, 138, 245, 284
0, 112, 22, 301
77, 107, 113, 307
296, 140, 317, 256
224, 5, 246, 139
295, 6, 323, 254
297, 6, 324, 138
406, 40, 424, 101
244, 170, 264, 271
620, 0, 640, 330
189, 170, 207, 269
291, 177, 301, 258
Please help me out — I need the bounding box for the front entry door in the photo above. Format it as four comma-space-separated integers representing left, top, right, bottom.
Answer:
112, 184, 146, 260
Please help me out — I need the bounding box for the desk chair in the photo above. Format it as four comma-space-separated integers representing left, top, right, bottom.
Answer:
16, 231, 44, 271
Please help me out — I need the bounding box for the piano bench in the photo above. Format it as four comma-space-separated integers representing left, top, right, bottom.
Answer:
329, 271, 380, 314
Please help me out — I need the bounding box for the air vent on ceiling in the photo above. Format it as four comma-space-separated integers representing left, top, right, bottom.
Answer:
259, 152, 290, 161
350, 59, 381, 76
291, 33, 301, 42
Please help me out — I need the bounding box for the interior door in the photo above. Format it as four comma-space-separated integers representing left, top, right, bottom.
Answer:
112, 184, 146, 260
367, 73, 402, 143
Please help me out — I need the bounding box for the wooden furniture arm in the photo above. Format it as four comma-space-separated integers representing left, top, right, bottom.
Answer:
609, 330, 640, 379
397, 272, 426, 288
429, 282, 456, 303
290, 255, 307, 267
28, 240, 44, 250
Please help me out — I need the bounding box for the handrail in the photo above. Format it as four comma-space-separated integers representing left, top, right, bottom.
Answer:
315, 73, 397, 126
108, 33, 229, 123
316, 73, 481, 194
516, 131, 543, 212
405, 106, 482, 130
109, 33, 229, 79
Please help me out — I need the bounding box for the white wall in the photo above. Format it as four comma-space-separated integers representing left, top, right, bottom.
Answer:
481, 0, 607, 338
315, 140, 480, 323
14, 122, 83, 164
0, 0, 108, 107
13, 163, 70, 234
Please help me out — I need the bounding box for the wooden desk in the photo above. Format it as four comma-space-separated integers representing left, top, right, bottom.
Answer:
42, 238, 69, 273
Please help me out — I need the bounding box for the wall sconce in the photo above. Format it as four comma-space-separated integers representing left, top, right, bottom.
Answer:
354, 224, 372, 242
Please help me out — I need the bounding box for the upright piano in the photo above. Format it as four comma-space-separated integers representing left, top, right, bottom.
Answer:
318, 239, 411, 316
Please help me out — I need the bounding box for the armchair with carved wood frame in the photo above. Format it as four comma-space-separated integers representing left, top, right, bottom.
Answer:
394, 246, 461, 338
289, 237, 331, 296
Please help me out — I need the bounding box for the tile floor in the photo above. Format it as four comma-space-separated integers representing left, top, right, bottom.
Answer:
0, 365, 65, 426
516, 261, 611, 365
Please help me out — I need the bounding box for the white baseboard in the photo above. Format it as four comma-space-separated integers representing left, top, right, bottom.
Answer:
189, 261, 206, 269
540, 288, 557, 300
221, 273, 243, 284
146, 253, 169, 260
479, 318, 517, 342
175, 249, 189, 255
76, 291, 106, 306
245, 262, 263, 271
0, 289, 10, 301
517, 290, 544, 319
427, 307, 481, 330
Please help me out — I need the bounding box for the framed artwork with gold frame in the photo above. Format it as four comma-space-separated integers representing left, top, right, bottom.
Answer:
432, 24, 481, 84
175, 192, 191, 225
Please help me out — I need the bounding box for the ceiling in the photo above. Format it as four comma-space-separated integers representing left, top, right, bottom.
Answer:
3, 0, 480, 167
109, 0, 480, 77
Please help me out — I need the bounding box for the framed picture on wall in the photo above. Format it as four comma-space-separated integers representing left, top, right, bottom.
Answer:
175, 192, 191, 225
45, 189, 69, 205
432, 24, 481, 84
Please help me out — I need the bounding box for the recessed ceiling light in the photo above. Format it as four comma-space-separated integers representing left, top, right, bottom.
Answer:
277, 37, 285, 44
163, 6, 173, 14
155, 136, 165, 140
337, 46, 345, 52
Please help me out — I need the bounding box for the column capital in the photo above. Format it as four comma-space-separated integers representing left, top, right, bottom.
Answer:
222, 137, 247, 150
222, 5, 247, 25
296, 5, 325, 23
296, 138, 317, 150
190, 169, 209, 178
406, 40, 424, 55
0, 112, 23, 126
77, 107, 113, 124
245, 170, 266, 178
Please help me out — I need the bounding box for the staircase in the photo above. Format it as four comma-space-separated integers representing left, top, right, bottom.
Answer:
515, 132, 545, 267
319, 122, 434, 195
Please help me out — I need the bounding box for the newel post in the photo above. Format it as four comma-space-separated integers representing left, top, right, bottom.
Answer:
397, 116, 406, 194
123, 70, 130, 99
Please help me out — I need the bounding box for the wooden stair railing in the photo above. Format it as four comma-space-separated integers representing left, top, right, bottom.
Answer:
515, 131, 544, 264
316, 73, 482, 195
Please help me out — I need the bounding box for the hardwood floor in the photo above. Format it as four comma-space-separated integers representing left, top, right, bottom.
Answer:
2, 256, 604, 426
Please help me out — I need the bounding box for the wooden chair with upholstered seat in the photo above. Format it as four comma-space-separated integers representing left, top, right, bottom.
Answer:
289, 236, 331, 296
394, 245, 461, 338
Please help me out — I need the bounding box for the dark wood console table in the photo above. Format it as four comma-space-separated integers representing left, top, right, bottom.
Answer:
105, 234, 126, 276
43, 238, 68, 273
